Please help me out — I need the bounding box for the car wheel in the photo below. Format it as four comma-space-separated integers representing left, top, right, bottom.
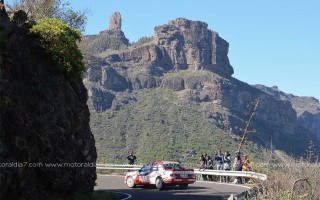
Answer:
155, 177, 164, 190
179, 184, 188, 189
126, 176, 136, 188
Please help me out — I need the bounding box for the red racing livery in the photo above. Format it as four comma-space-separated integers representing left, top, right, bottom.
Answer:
124, 161, 196, 190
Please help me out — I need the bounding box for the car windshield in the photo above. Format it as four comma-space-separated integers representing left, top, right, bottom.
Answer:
140, 164, 152, 172
163, 163, 184, 170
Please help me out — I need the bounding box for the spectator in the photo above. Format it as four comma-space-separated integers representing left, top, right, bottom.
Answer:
199, 154, 205, 171
223, 151, 231, 183
127, 152, 136, 165
215, 150, 224, 182
204, 153, 208, 166
242, 154, 252, 184
242, 154, 252, 171
206, 156, 214, 181
206, 156, 214, 169
232, 156, 242, 184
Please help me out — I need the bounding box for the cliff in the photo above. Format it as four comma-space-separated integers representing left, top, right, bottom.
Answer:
103, 17, 233, 78
82, 13, 318, 163
255, 85, 320, 143
0, 6, 96, 200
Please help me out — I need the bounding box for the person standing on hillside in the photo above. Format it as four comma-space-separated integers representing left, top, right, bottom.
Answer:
242, 154, 252, 171
232, 155, 243, 184
242, 154, 252, 183
199, 154, 205, 171
204, 154, 208, 166
206, 156, 214, 181
223, 151, 231, 183
215, 150, 224, 182
127, 152, 137, 165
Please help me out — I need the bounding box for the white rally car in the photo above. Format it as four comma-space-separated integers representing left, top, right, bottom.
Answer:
124, 161, 196, 190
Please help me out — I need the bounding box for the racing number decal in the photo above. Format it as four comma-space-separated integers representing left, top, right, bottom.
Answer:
139, 171, 150, 182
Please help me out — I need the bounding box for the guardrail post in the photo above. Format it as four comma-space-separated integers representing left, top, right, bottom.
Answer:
228, 194, 235, 200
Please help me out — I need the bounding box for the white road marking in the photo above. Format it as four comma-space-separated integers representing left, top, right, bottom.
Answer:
112, 191, 132, 200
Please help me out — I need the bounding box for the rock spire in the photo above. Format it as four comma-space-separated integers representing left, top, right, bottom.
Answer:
109, 12, 122, 31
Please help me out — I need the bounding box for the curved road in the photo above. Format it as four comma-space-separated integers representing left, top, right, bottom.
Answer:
95, 175, 250, 200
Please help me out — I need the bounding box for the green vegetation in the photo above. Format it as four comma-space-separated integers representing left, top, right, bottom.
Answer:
29, 18, 84, 80
7, 0, 89, 31
91, 88, 266, 165
85, 34, 128, 54
130, 36, 153, 47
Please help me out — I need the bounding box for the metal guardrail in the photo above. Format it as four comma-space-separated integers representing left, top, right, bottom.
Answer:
194, 169, 267, 181
96, 164, 141, 170
96, 164, 267, 181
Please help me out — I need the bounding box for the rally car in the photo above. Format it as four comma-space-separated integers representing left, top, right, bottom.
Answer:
124, 161, 196, 190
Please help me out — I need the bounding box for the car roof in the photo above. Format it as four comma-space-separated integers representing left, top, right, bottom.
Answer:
152, 161, 180, 165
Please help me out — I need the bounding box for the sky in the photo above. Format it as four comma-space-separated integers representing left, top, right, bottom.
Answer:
6, 0, 320, 100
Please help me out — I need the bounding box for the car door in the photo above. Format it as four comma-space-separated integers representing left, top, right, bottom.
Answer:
148, 163, 159, 184
139, 163, 152, 183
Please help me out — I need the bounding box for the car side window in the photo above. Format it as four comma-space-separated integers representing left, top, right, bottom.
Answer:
152, 164, 158, 171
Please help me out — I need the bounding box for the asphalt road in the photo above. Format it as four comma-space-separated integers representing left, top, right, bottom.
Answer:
95, 175, 250, 200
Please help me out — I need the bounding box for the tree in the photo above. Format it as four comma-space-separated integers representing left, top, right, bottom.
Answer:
30, 18, 84, 80
6, 0, 89, 32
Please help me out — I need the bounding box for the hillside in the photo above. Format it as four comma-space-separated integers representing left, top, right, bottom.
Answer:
255, 84, 320, 144
81, 12, 319, 164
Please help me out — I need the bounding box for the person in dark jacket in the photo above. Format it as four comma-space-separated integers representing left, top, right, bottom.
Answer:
206, 156, 214, 181
204, 154, 208, 166
215, 150, 224, 182
127, 152, 136, 165
223, 151, 231, 183
199, 154, 205, 171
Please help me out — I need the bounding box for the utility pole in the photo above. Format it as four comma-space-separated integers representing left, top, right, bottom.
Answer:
236, 98, 261, 153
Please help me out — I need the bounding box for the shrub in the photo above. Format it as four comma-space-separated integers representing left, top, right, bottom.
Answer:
29, 18, 84, 80
255, 160, 320, 200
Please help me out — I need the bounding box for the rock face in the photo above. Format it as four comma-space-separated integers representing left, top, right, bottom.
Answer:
109, 12, 122, 31
0, 8, 96, 200
82, 13, 319, 161
104, 18, 233, 77
255, 85, 320, 143
154, 18, 233, 75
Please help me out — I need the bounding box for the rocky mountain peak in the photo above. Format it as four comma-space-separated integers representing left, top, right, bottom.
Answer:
109, 12, 122, 31
100, 16, 234, 77
153, 17, 233, 76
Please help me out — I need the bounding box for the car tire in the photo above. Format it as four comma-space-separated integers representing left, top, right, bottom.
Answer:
179, 184, 188, 189
155, 177, 164, 190
126, 176, 136, 188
